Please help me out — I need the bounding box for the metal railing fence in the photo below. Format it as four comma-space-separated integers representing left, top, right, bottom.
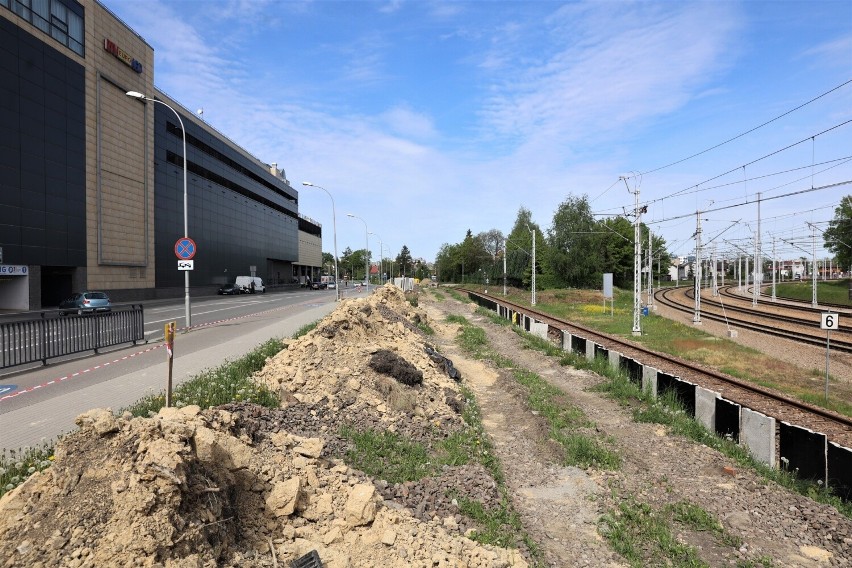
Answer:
0, 305, 145, 369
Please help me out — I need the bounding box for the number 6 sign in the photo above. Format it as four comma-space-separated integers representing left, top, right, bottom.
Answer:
821, 313, 839, 330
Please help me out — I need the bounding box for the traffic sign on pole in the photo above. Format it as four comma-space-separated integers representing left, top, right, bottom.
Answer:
175, 238, 197, 260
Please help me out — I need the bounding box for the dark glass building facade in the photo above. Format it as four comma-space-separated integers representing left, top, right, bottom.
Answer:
0, 12, 87, 306
152, 94, 301, 291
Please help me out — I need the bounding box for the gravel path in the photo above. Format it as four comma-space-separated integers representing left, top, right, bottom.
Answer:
422, 292, 852, 567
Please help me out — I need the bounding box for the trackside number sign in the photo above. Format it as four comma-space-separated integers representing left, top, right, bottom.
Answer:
821, 313, 839, 330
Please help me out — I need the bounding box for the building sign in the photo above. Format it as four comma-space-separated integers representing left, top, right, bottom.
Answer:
0, 265, 28, 276
103, 38, 143, 74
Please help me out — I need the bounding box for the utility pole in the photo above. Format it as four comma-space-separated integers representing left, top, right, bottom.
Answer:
503, 241, 507, 296
753, 193, 761, 306
712, 244, 718, 297
527, 226, 537, 306
622, 177, 642, 335
693, 210, 702, 325
772, 236, 777, 301
811, 223, 818, 307
647, 229, 653, 309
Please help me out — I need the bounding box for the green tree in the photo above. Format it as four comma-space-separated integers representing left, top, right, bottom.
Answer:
434, 242, 461, 282
546, 195, 599, 288
322, 252, 335, 276
824, 195, 852, 270
505, 208, 541, 289
395, 245, 413, 276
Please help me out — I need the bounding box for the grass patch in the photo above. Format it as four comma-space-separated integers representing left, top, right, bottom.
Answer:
0, 443, 54, 497
775, 279, 850, 306
417, 322, 435, 335
123, 337, 284, 417
340, 427, 433, 483
599, 495, 707, 568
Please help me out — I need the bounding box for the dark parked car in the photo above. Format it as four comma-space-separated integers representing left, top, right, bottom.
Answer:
309, 281, 326, 290
59, 291, 112, 315
218, 283, 242, 295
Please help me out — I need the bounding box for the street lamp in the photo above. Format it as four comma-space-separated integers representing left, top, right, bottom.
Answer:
126, 91, 192, 328
346, 214, 369, 293
369, 232, 383, 286
302, 182, 340, 301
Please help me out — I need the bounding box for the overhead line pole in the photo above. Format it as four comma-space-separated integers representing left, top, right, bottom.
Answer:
622, 176, 642, 336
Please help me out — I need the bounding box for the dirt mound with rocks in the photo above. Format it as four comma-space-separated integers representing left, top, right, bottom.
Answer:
0, 285, 527, 567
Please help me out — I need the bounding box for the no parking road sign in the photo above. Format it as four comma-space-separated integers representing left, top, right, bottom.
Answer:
174, 237, 197, 260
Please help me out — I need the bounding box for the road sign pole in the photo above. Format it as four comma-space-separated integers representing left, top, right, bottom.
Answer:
825, 328, 831, 402
165, 322, 175, 407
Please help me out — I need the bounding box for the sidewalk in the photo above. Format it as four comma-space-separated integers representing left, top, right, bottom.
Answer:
0, 302, 335, 452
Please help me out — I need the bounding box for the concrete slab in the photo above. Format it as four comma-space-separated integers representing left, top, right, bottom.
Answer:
530, 321, 548, 339
715, 398, 740, 443
828, 442, 852, 501
694, 387, 719, 431
779, 421, 826, 483
642, 365, 658, 397
740, 408, 776, 467
585, 341, 596, 361
607, 350, 621, 371
560, 330, 571, 351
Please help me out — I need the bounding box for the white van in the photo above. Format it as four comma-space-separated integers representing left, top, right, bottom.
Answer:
235, 276, 265, 294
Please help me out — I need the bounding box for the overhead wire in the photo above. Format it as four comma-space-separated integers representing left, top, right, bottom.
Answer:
633, 78, 852, 177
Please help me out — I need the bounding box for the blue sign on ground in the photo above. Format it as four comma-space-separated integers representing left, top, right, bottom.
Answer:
0, 384, 17, 396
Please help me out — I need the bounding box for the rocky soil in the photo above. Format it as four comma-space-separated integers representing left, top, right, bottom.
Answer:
420, 289, 852, 567
0, 283, 849, 567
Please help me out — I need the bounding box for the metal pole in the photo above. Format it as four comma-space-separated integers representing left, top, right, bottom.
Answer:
503, 242, 507, 296
347, 214, 369, 292
826, 328, 831, 402
129, 93, 192, 328
772, 237, 776, 301
754, 192, 761, 306
304, 183, 340, 301
622, 177, 641, 335
530, 227, 536, 306
811, 224, 817, 307
693, 211, 702, 325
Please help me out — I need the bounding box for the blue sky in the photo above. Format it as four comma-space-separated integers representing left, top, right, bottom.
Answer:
103, 0, 852, 266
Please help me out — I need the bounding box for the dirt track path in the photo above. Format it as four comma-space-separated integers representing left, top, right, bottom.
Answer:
421, 292, 852, 568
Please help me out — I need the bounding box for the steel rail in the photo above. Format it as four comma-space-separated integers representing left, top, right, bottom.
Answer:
459, 288, 852, 432
659, 288, 852, 353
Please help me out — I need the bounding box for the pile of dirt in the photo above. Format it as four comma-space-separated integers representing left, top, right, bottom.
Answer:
0, 285, 527, 567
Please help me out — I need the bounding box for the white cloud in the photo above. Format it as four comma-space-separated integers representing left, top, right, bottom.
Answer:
477, 1, 743, 149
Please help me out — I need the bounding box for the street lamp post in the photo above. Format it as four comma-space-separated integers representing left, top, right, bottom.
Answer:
302, 182, 340, 301
347, 214, 369, 293
126, 91, 192, 328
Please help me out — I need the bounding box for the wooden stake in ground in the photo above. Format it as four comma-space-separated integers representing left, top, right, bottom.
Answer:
165, 321, 176, 407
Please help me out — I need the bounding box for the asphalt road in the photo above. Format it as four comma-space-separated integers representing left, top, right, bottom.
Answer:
0, 286, 351, 452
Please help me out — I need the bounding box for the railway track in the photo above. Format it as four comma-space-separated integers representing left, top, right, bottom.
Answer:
654, 286, 852, 354
459, 288, 852, 450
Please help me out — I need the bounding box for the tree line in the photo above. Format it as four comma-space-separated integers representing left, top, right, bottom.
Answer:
434, 195, 666, 290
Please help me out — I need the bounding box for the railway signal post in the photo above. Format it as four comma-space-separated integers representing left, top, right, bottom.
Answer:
821, 312, 839, 402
